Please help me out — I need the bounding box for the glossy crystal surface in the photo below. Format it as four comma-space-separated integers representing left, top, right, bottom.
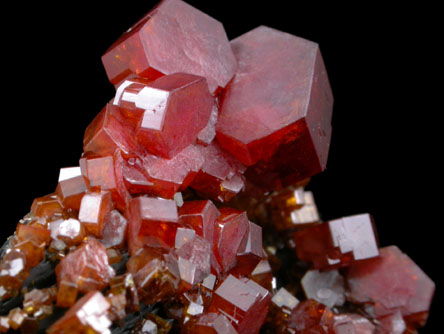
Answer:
217, 26, 333, 188
102, 0, 237, 93
0, 1, 435, 333
56, 238, 115, 294
346, 246, 435, 329
293, 213, 379, 269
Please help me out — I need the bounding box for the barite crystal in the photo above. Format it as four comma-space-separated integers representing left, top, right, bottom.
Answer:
0, 317, 9, 332
101, 0, 237, 93
49, 218, 85, 246
301, 269, 345, 308
217, 26, 333, 188
332, 314, 375, 334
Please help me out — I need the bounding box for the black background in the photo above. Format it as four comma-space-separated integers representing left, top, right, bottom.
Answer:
1, 1, 440, 332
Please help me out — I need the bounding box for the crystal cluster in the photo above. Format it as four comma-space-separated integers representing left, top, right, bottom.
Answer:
0, 0, 434, 333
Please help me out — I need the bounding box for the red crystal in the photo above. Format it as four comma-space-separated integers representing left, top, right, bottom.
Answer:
23, 286, 57, 319
183, 313, 238, 334
55, 174, 88, 211
217, 26, 333, 188
190, 142, 246, 202
48, 291, 111, 334
179, 200, 220, 244
213, 208, 249, 272
131, 73, 213, 159
81, 154, 130, 211
235, 221, 264, 275
102, 0, 237, 93
78, 191, 114, 237
109, 273, 139, 312
0, 2, 437, 333
31, 193, 64, 218
0, 250, 28, 297
209, 275, 271, 334
287, 299, 335, 334
128, 196, 179, 252
249, 259, 273, 291
346, 245, 435, 329
16, 224, 51, 247
119, 154, 155, 195
293, 213, 379, 269
126, 247, 180, 304
55, 238, 115, 294
14, 224, 51, 267
83, 102, 139, 156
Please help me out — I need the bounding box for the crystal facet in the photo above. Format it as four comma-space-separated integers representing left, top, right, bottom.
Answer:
102, 0, 237, 93
217, 26, 333, 188
56, 238, 115, 294
346, 246, 435, 330
293, 213, 379, 269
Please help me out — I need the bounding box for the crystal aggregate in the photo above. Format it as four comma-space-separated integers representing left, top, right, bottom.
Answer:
0, 0, 434, 333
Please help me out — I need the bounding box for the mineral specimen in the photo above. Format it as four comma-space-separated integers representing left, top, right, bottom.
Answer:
0, 1, 434, 334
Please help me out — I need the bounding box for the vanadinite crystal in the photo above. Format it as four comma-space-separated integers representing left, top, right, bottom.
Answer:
101, 0, 237, 94
55, 238, 115, 295
346, 246, 435, 331
0, 1, 435, 333
293, 213, 379, 269
217, 26, 333, 188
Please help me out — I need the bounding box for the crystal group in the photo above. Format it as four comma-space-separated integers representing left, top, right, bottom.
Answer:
0, 1, 434, 333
